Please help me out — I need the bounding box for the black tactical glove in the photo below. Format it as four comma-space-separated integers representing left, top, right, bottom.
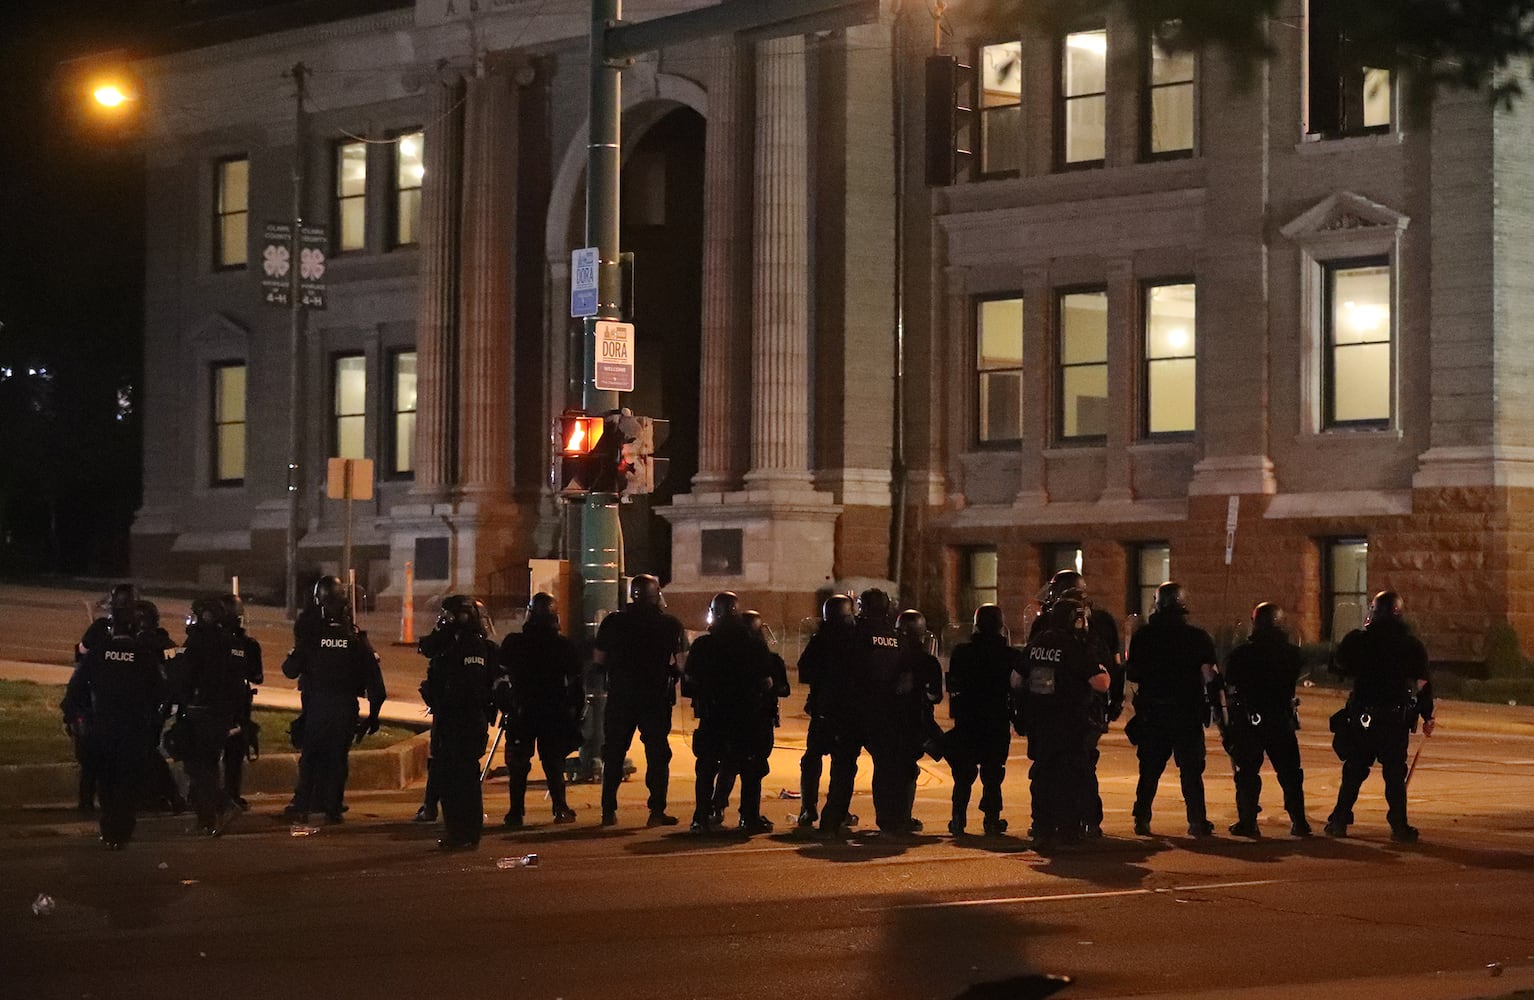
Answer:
354, 715, 381, 744
1107, 698, 1124, 723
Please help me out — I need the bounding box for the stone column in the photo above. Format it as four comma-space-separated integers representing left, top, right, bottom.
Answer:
411, 71, 465, 500
457, 70, 516, 499
693, 42, 753, 492
746, 35, 813, 490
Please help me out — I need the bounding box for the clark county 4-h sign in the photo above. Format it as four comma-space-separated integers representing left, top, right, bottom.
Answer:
261, 222, 329, 309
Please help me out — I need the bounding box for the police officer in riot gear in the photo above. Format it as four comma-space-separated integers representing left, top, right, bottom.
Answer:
796, 594, 858, 830
419, 596, 498, 849
282, 576, 386, 823
685, 593, 778, 833
497, 593, 583, 828
1126, 582, 1219, 837
709, 611, 791, 827
1221, 603, 1311, 837
596, 574, 687, 827
862, 601, 937, 836
219, 593, 263, 810
1325, 591, 1434, 842
66, 584, 139, 814
62, 600, 167, 849
136, 599, 187, 815
167, 597, 249, 836
819, 589, 898, 838
1030, 570, 1122, 837
1017, 597, 1110, 847
946, 604, 1021, 836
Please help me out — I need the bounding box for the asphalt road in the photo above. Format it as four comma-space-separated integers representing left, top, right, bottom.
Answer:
6, 581, 1534, 999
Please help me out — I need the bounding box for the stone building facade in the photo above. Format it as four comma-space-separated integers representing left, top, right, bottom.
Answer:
129, 0, 1534, 663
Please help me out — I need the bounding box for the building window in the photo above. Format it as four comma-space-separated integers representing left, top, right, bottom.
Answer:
1144, 29, 1194, 157
977, 296, 1024, 443
392, 130, 424, 247
1144, 282, 1196, 435
214, 157, 249, 269
1307, 1, 1391, 137
389, 350, 417, 476
978, 41, 1023, 176
1324, 537, 1369, 641
212, 362, 246, 486
335, 140, 367, 253
1323, 258, 1391, 427
333, 355, 367, 459
959, 548, 999, 623
1058, 289, 1108, 441
1058, 28, 1107, 168
1043, 542, 1083, 582
1130, 542, 1170, 620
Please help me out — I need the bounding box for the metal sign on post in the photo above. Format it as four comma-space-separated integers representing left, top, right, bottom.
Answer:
327, 457, 374, 609
593, 320, 635, 392
299, 224, 328, 309
1224, 496, 1240, 566
261, 222, 293, 307
571, 247, 599, 318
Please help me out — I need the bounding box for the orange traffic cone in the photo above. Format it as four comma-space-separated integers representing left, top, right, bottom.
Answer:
400, 560, 415, 645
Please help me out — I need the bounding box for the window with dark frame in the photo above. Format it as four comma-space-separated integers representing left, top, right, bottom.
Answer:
333, 354, 367, 460
977, 41, 1023, 177
959, 547, 999, 624
1057, 289, 1108, 441
1058, 27, 1107, 168
1043, 542, 1083, 583
1323, 257, 1391, 428
976, 296, 1024, 443
214, 157, 249, 269
1323, 537, 1369, 641
389, 350, 417, 476
392, 130, 424, 248
1144, 27, 1194, 158
1143, 281, 1196, 436
1307, 0, 1391, 137
211, 362, 247, 486
1130, 542, 1170, 621
335, 140, 367, 253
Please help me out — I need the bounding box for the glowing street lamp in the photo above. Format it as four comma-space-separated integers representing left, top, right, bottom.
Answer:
92, 83, 131, 108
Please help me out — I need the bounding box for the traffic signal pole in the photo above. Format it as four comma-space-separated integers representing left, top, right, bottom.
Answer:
580, 0, 625, 633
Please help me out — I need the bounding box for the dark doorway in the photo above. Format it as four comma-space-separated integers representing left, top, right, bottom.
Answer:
617, 106, 704, 584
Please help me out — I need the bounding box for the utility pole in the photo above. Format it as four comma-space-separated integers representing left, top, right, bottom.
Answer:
284, 61, 308, 618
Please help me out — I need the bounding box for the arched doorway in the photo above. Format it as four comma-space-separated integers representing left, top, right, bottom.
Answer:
616, 106, 704, 584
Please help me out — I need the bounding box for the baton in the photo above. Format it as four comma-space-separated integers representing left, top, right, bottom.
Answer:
1404, 727, 1432, 788
481, 721, 506, 783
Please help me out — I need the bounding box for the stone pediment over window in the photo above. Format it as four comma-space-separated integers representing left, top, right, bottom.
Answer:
188, 312, 249, 347
1280, 191, 1409, 244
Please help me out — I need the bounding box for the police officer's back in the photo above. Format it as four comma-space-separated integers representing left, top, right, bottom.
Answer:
1222, 603, 1310, 837
947, 604, 1020, 835
219, 593, 263, 808
498, 593, 582, 827
169, 597, 249, 834
420, 596, 498, 849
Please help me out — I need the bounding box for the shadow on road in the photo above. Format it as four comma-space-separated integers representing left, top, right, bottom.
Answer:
1022, 836, 1161, 886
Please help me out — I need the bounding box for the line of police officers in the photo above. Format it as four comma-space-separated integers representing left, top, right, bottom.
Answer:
65, 568, 1434, 851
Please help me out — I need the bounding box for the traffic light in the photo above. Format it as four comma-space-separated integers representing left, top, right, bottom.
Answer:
552, 409, 619, 498
925, 53, 972, 187
616, 414, 670, 501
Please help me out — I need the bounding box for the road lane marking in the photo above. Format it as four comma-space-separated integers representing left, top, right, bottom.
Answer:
1169, 879, 1282, 891
874, 888, 1153, 911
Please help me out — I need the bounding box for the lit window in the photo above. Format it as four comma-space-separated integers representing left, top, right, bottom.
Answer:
1132, 543, 1171, 621
336, 141, 367, 252
1324, 259, 1391, 426
215, 157, 249, 268
212, 363, 246, 485
1144, 282, 1196, 435
979, 41, 1023, 176
1307, 1, 1392, 136
1059, 28, 1107, 167
959, 548, 999, 624
1325, 538, 1368, 641
393, 130, 424, 247
333, 355, 367, 459
977, 296, 1024, 443
1145, 29, 1194, 157
391, 351, 417, 475
1058, 290, 1108, 440
1044, 542, 1083, 580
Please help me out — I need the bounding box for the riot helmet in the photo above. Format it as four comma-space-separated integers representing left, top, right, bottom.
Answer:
313, 575, 349, 623
1251, 602, 1285, 634
1367, 591, 1404, 626
742, 609, 764, 638
1049, 596, 1089, 633
437, 595, 490, 638
108, 582, 139, 619
895, 609, 929, 647
629, 574, 664, 610
856, 588, 893, 626
526, 592, 560, 631
706, 591, 741, 630
822, 594, 855, 628
1046, 570, 1084, 602
973, 603, 1006, 638
1154, 581, 1187, 616
186, 596, 224, 631
219, 593, 246, 631
108, 599, 139, 637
